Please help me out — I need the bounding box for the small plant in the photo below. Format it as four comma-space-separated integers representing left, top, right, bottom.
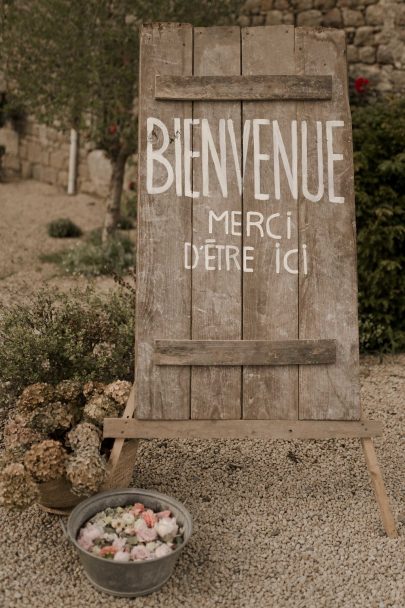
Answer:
117, 216, 134, 230
47, 218, 82, 238
41, 229, 134, 276
0, 286, 134, 396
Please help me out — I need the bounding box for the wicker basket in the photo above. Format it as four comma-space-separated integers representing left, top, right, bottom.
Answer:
37, 439, 139, 515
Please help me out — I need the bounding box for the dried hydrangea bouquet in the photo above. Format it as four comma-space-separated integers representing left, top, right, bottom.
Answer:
0, 379, 131, 510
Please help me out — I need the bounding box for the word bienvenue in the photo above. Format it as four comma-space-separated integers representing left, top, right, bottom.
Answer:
146, 117, 345, 203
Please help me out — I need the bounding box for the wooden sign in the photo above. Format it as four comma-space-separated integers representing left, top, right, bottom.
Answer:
104, 24, 397, 537
135, 24, 360, 422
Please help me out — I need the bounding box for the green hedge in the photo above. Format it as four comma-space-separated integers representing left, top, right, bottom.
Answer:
352, 98, 405, 352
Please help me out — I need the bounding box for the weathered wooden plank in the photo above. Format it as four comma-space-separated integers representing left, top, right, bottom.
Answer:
361, 438, 398, 538
242, 26, 299, 419
154, 339, 336, 366
191, 27, 242, 419
104, 418, 383, 440
296, 28, 360, 420
135, 23, 193, 419
155, 75, 332, 101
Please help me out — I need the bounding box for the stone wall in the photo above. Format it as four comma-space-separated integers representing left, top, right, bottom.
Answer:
0, 117, 137, 197
238, 0, 405, 93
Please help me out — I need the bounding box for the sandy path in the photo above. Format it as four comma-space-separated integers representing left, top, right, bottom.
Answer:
0, 180, 119, 304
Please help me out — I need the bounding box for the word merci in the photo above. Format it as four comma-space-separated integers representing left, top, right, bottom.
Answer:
184, 210, 308, 274
147, 117, 346, 203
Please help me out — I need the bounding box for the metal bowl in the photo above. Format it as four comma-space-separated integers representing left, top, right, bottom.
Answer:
65, 488, 192, 597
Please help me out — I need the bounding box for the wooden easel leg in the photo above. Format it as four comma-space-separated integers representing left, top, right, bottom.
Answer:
361, 437, 398, 538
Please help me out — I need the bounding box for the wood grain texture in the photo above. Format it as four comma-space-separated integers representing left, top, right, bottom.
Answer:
296, 28, 360, 420
135, 24, 193, 419
104, 418, 382, 440
361, 438, 398, 538
154, 339, 336, 366
155, 75, 332, 101
242, 26, 299, 419
191, 27, 242, 419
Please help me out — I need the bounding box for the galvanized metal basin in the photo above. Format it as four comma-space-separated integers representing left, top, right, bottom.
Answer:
65, 488, 193, 597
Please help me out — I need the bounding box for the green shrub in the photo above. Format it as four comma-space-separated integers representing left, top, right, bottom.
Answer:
117, 215, 134, 230
41, 229, 134, 276
352, 98, 405, 352
47, 218, 82, 238
0, 287, 134, 397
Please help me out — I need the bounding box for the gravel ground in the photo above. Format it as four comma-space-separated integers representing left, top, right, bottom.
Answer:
0, 354, 404, 608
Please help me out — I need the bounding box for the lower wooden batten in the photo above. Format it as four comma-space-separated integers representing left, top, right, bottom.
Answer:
104, 419, 382, 440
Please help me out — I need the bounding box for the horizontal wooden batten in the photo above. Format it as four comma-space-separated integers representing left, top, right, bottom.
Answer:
104, 419, 383, 440
153, 339, 336, 366
155, 75, 332, 101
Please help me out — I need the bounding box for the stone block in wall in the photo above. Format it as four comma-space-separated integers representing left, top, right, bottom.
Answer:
26, 140, 42, 163
49, 149, 69, 171
252, 14, 266, 24
283, 12, 295, 23
237, 15, 248, 25
41, 166, 58, 185
365, 4, 384, 25
260, 0, 274, 10
347, 45, 359, 62
342, 9, 365, 27
377, 45, 394, 65
32, 164, 43, 181
21, 160, 32, 179
314, 0, 335, 9
358, 45, 376, 63
292, 0, 313, 10
57, 170, 68, 188
87, 149, 112, 198
296, 9, 322, 26
354, 26, 375, 46
19, 142, 28, 160
322, 8, 342, 27
4, 155, 20, 172
78, 161, 90, 182
274, 0, 289, 9
241, 0, 261, 14
0, 125, 19, 156
265, 10, 283, 24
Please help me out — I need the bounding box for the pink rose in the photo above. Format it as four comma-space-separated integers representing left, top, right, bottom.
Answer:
157, 510, 171, 519
136, 526, 158, 543
142, 509, 157, 528
131, 545, 151, 561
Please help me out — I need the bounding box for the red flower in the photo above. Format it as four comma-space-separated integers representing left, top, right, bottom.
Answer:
354, 77, 369, 94
108, 123, 118, 135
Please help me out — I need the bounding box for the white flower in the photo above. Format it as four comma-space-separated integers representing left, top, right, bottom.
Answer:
134, 518, 147, 532
146, 541, 159, 552
155, 517, 178, 542
113, 551, 130, 562
155, 544, 173, 559
103, 532, 118, 542
130, 545, 150, 561
112, 538, 127, 551
122, 512, 135, 526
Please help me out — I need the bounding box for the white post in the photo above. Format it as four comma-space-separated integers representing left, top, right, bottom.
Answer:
67, 128, 78, 195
